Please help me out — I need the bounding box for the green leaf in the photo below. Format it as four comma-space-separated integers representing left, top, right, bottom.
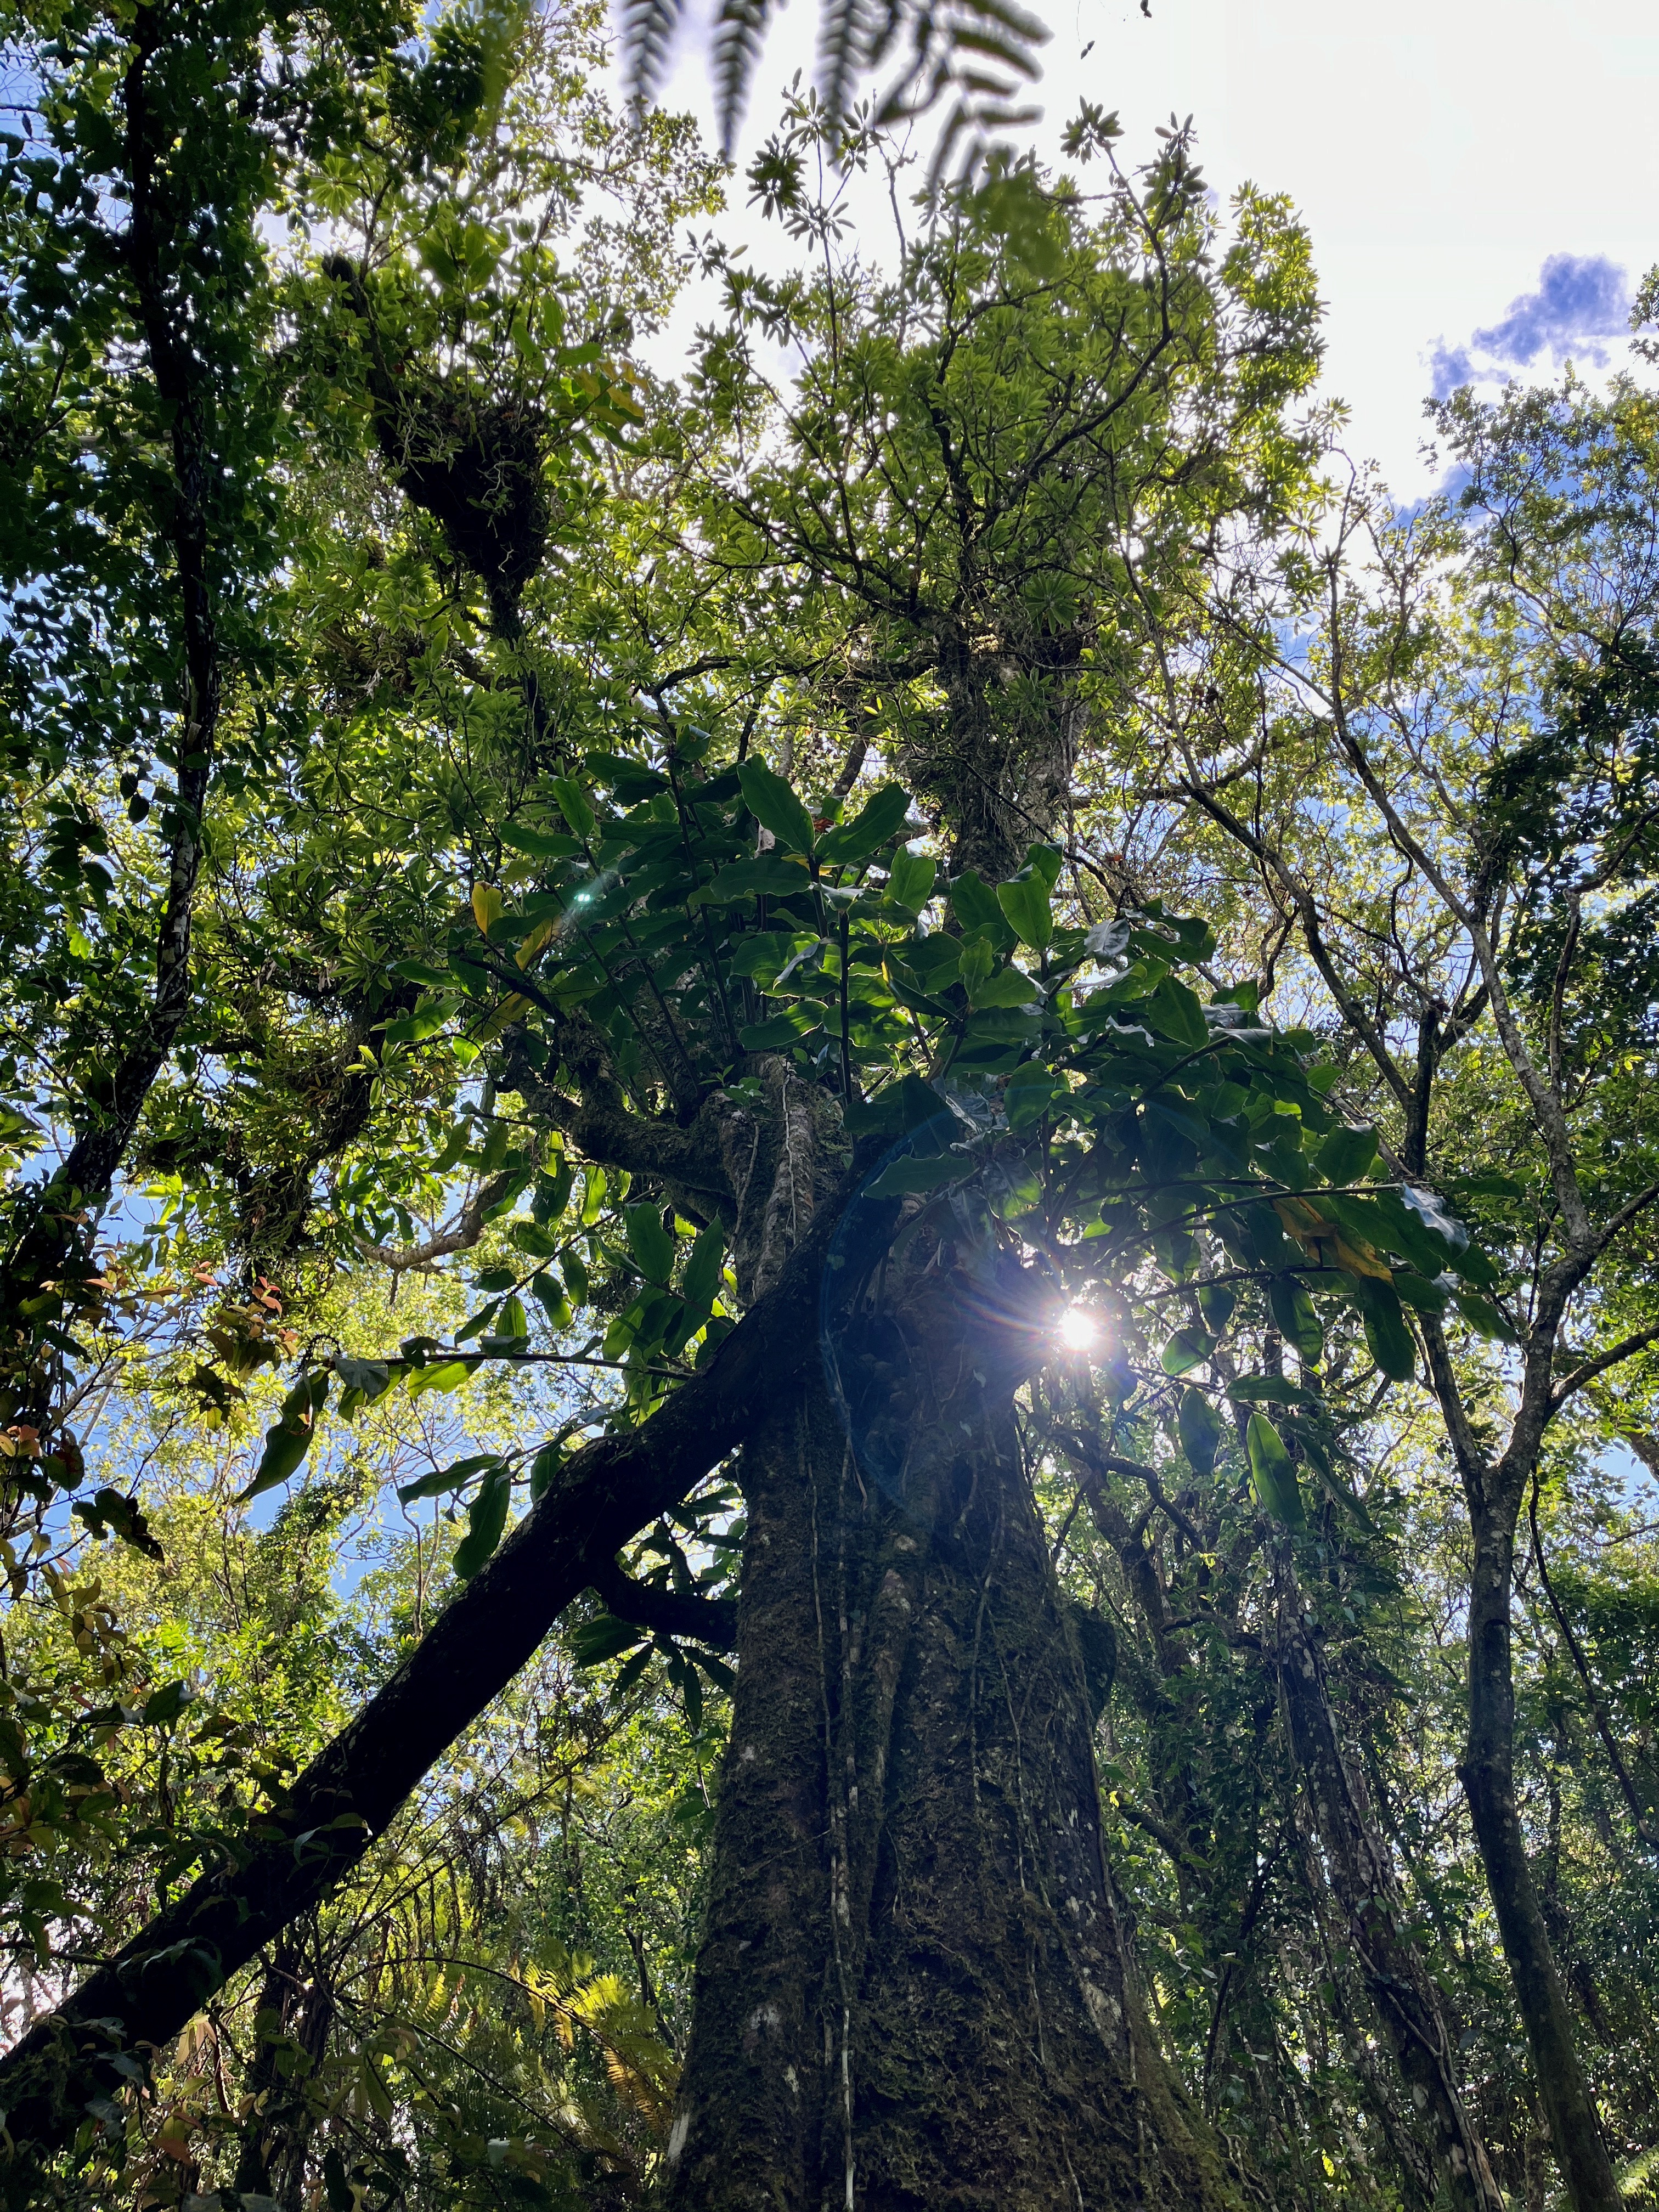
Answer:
1267, 1277, 1323, 1365
1453, 1288, 1518, 1342
864, 1151, 965, 1197
818, 782, 910, 865
580, 1167, 608, 1227
1348, 1274, 1417, 1381
697, 854, 817, 903
398, 1453, 503, 1504
996, 874, 1053, 951
951, 871, 1017, 948
886, 848, 937, 912
741, 1006, 820, 1051
453, 1467, 511, 1580
966, 964, 1041, 1009
529, 1441, 565, 1500
529, 1271, 572, 1327
240, 1421, 311, 1503
625, 1203, 676, 1285
1177, 1386, 1224, 1476
1228, 1374, 1314, 1406
1246, 1413, 1305, 1526
239, 1372, 329, 1503
737, 759, 816, 855
1161, 1326, 1212, 1376
142, 1679, 192, 1728
500, 822, 579, 860
682, 1222, 725, 1315
562, 1246, 590, 1306
407, 1358, 473, 1397
569, 1612, 648, 1666
1145, 975, 1208, 1050
496, 1294, 529, 1340
550, 778, 596, 840
1316, 1124, 1379, 1184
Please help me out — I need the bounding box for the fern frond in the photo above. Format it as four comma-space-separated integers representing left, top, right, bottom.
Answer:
618, 0, 687, 106
616, 0, 1050, 167
818, 0, 889, 122
711, 0, 779, 153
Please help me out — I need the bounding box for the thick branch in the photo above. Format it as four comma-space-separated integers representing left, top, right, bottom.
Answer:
0, 1160, 895, 2158
588, 1559, 737, 1651
355, 1168, 524, 1274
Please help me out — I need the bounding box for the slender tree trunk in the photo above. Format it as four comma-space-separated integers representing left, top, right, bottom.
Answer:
1272, 1554, 1503, 2212
1459, 1504, 1623, 2212
667, 1218, 1231, 2210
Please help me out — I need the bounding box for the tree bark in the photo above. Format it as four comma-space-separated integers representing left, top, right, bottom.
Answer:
1272, 1554, 1503, 2212
1459, 1504, 1623, 2212
666, 1212, 1231, 2211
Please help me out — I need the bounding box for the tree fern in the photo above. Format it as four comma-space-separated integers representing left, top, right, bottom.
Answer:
623, 0, 1050, 163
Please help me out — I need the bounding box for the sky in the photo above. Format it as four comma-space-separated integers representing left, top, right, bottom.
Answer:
640, 0, 1659, 500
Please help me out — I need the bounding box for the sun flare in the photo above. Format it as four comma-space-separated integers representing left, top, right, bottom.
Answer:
1057, 1306, 1100, 1354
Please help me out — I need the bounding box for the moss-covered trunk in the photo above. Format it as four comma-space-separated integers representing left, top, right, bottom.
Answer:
665, 1214, 1229, 2210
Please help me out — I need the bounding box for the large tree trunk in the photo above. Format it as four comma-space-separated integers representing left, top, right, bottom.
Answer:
1459, 1504, 1623, 2212
665, 1214, 1229, 2210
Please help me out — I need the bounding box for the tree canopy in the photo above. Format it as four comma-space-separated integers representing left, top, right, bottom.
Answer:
1, 7, 1657, 2211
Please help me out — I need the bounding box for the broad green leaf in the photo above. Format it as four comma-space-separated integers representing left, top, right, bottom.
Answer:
818, 782, 910, 865
1453, 1288, 1518, 1342
696, 854, 816, 903
500, 822, 579, 860
580, 1167, 607, 1227
1246, 1413, 1305, 1526
1177, 1386, 1224, 1476
239, 1372, 328, 1502
1348, 1274, 1417, 1381
737, 759, 816, 855
1161, 1325, 1212, 1376
529, 1441, 565, 1500
951, 871, 1017, 948
966, 965, 1041, 1010
1316, 1124, 1379, 1184
1229, 1374, 1314, 1406
996, 874, 1053, 951
453, 1467, 511, 1580
550, 778, 596, 840
1144, 975, 1208, 1050
407, 1359, 473, 1398
886, 848, 936, 912
562, 1247, 590, 1306
625, 1203, 676, 1285
681, 1222, 725, 1315
398, 1453, 503, 1504
1267, 1277, 1323, 1365
569, 1612, 647, 1667
1025, 843, 1063, 893
865, 1152, 965, 1197
738, 1013, 821, 1050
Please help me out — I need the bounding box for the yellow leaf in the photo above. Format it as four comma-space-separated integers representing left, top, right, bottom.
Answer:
471, 992, 528, 1043
516, 918, 556, 969
472, 883, 505, 935
1331, 1233, 1392, 1281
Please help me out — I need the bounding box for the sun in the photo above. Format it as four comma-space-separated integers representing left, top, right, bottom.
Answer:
1057, 1306, 1100, 1355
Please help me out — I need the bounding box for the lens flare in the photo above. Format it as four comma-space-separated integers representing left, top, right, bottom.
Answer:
1057, 1306, 1099, 1354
